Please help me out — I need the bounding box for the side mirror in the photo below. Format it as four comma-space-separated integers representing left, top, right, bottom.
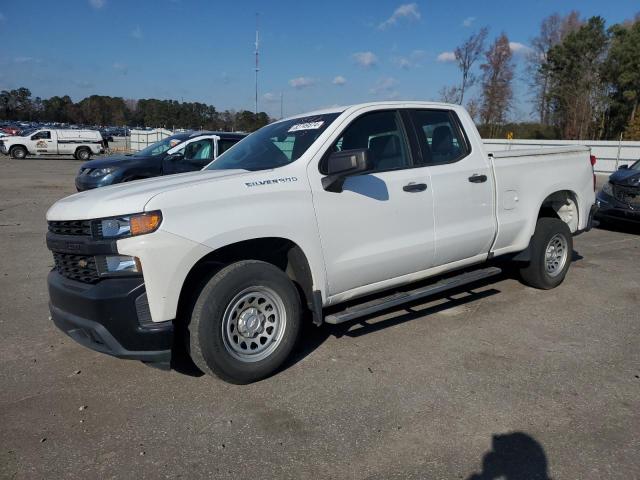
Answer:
322, 148, 371, 192
167, 152, 184, 162
618, 164, 629, 170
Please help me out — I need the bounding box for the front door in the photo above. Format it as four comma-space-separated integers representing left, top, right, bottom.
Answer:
163, 138, 215, 174
31, 130, 53, 155
310, 110, 435, 297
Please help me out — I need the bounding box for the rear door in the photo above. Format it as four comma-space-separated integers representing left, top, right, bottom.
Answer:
407, 109, 495, 266
216, 137, 240, 158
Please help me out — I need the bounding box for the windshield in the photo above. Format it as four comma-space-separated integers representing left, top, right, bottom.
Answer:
134, 135, 187, 157
20, 128, 37, 137
630, 160, 640, 170
207, 113, 341, 171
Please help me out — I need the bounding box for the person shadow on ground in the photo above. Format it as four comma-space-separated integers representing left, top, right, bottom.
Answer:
467, 431, 550, 480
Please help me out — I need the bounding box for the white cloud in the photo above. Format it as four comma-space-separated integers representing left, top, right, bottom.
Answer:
89, 0, 105, 9
14, 57, 41, 64
131, 25, 143, 39
352, 51, 378, 68
395, 49, 426, 69
462, 16, 476, 27
370, 77, 398, 95
332, 75, 347, 86
437, 51, 456, 63
379, 3, 421, 30
262, 92, 280, 103
509, 42, 532, 55
289, 76, 315, 89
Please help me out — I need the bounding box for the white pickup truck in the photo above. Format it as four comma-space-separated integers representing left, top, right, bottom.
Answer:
45, 102, 597, 383
1, 128, 103, 160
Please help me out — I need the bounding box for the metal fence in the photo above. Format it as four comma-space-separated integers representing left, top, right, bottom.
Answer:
484, 139, 640, 173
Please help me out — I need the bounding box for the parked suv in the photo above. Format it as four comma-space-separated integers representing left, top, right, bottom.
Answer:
75, 131, 246, 191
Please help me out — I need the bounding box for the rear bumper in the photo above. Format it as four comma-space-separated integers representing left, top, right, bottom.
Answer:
48, 270, 173, 364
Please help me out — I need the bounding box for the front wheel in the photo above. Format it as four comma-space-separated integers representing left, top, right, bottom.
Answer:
519, 217, 573, 290
188, 260, 302, 384
10, 146, 27, 159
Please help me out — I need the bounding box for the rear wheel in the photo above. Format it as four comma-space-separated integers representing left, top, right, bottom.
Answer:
519, 217, 573, 289
188, 260, 302, 384
75, 148, 91, 161
10, 146, 27, 159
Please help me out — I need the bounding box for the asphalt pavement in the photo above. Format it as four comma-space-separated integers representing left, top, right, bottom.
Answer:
1, 159, 638, 479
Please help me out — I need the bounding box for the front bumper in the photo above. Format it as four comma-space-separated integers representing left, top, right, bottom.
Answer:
596, 192, 640, 224
48, 270, 173, 364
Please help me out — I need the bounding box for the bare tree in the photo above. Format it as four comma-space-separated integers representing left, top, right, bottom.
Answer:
527, 11, 582, 124
465, 97, 481, 123
438, 85, 461, 104
454, 27, 489, 104
480, 33, 515, 137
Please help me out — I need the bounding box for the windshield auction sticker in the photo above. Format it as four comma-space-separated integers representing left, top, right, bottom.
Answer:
288, 121, 324, 132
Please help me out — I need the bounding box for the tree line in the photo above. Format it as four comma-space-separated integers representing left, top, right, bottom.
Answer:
0, 89, 271, 132
440, 11, 640, 140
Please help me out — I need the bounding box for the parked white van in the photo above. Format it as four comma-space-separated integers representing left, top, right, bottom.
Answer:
0, 129, 104, 160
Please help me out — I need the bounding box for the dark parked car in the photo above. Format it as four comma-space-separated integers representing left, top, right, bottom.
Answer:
75, 131, 246, 191
596, 160, 640, 225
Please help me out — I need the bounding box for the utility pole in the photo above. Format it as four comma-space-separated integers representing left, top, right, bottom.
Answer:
254, 13, 259, 116
280, 92, 283, 119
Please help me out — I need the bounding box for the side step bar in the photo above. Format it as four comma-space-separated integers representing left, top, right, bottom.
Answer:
324, 267, 502, 325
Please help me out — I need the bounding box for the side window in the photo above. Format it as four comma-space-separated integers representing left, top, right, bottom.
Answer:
31, 131, 51, 140
325, 110, 410, 173
409, 110, 469, 165
217, 139, 238, 156
184, 139, 213, 163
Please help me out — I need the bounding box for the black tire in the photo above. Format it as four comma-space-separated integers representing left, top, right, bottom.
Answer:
188, 260, 302, 384
75, 148, 91, 161
10, 146, 27, 159
519, 217, 573, 290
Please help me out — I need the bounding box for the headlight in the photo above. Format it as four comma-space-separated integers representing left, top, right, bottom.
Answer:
99, 211, 162, 239
90, 167, 118, 177
602, 182, 613, 196
97, 255, 141, 277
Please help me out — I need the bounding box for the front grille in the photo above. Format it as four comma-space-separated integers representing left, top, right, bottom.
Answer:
613, 185, 640, 207
48, 220, 93, 236
53, 252, 100, 283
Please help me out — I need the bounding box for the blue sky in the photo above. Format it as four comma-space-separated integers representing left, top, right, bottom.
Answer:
0, 0, 638, 120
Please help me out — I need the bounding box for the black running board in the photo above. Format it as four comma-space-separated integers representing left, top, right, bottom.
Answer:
324, 267, 502, 325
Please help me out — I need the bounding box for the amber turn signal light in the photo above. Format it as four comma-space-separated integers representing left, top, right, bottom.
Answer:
130, 211, 162, 236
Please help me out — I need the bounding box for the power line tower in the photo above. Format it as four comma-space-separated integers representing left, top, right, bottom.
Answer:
254, 13, 259, 116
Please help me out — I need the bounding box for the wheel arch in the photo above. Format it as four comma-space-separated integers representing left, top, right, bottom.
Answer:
175, 237, 317, 327
538, 189, 580, 233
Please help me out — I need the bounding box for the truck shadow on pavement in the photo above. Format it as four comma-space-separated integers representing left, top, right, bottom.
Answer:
466, 431, 551, 480
285, 274, 508, 371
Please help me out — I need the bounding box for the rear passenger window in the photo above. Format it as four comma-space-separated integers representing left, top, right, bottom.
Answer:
324, 110, 410, 173
410, 110, 469, 165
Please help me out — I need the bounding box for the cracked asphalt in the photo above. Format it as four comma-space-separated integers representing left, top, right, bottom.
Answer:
1, 160, 639, 479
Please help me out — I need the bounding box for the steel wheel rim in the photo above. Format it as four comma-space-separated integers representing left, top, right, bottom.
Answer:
221, 286, 286, 363
15, 149, 25, 158
545, 233, 568, 277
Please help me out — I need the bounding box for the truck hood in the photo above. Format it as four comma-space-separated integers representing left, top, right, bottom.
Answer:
609, 168, 640, 187
47, 169, 249, 221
